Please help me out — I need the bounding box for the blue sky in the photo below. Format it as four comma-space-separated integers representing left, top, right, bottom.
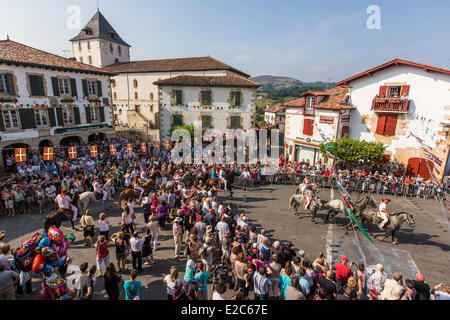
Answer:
1, 0, 449, 82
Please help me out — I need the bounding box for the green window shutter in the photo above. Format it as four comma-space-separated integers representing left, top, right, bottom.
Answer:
202, 115, 211, 128
74, 107, 81, 124
97, 80, 103, 97
82, 79, 88, 96
48, 108, 56, 127
56, 108, 63, 126
85, 107, 91, 123
29, 75, 45, 96
51, 77, 60, 96
173, 90, 182, 104
19, 109, 37, 129
99, 106, 105, 122
231, 116, 241, 129
0, 111, 5, 131
173, 114, 182, 126
201, 91, 211, 105
70, 78, 78, 97
6, 73, 15, 95
231, 92, 241, 107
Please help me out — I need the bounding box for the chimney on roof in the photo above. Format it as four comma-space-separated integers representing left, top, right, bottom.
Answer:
6, 34, 10, 40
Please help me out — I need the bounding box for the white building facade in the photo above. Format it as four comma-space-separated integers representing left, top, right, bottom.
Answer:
283, 86, 354, 164
0, 39, 113, 170
153, 75, 259, 140
337, 59, 450, 180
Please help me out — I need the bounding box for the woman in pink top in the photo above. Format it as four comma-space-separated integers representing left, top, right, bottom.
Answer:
150, 193, 159, 215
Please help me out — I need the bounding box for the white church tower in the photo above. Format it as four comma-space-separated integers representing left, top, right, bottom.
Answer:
70, 10, 131, 68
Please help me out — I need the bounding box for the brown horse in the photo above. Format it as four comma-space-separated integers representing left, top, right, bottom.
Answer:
43, 208, 72, 233
118, 187, 140, 209
150, 170, 161, 181
205, 170, 236, 197
142, 179, 156, 194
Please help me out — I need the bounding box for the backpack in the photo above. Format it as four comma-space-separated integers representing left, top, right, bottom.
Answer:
173, 280, 187, 300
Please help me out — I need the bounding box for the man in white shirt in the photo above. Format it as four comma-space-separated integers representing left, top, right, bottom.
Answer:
92, 177, 107, 201
378, 198, 392, 230
215, 216, 230, 244
380, 273, 403, 300
130, 232, 144, 273
55, 189, 78, 221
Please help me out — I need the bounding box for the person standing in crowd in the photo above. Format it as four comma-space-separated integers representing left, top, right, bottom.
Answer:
253, 266, 271, 300
333, 255, 352, 292
156, 200, 169, 230
121, 206, 135, 234
173, 217, 183, 259
148, 215, 161, 251
163, 266, 182, 300
414, 273, 430, 300
368, 264, 387, 299
94, 235, 110, 277
431, 283, 450, 300
212, 281, 227, 300
142, 228, 154, 265
124, 270, 142, 300
77, 262, 94, 300
380, 273, 404, 300
194, 262, 210, 300
286, 276, 306, 300
318, 270, 337, 300
0, 263, 19, 300
130, 232, 144, 273
98, 213, 110, 241
111, 231, 128, 272
104, 263, 122, 300
80, 209, 95, 247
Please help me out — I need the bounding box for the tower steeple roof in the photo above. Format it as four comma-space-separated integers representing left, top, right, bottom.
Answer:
70, 11, 130, 47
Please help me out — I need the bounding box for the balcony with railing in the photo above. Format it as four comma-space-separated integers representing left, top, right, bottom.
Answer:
371, 98, 410, 113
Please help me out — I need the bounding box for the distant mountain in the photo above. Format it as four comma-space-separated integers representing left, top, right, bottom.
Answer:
250, 75, 336, 92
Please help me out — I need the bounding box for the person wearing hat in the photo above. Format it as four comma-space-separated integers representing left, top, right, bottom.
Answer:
368, 264, 387, 298
92, 177, 108, 202
333, 256, 352, 292
413, 273, 430, 300
55, 189, 79, 223
173, 217, 183, 259
378, 198, 393, 230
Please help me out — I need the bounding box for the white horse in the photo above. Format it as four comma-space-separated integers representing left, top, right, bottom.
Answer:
296, 183, 319, 195
289, 194, 322, 222
78, 191, 101, 212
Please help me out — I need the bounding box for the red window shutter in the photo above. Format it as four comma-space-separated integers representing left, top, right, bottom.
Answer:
379, 86, 387, 97
384, 114, 398, 135
400, 85, 410, 96
418, 159, 433, 180
375, 114, 387, 134
303, 118, 313, 136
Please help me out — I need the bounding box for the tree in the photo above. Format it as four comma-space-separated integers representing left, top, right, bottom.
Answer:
169, 124, 196, 138
319, 137, 386, 165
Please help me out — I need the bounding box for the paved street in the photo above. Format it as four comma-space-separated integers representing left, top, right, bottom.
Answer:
2, 184, 449, 300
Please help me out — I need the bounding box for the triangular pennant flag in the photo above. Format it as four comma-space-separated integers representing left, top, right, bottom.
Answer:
68, 146, 77, 159
43, 147, 54, 161
15, 148, 26, 162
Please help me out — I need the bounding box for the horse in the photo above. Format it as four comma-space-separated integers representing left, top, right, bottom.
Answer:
288, 193, 322, 222
205, 170, 236, 197
78, 191, 102, 212
150, 170, 161, 182
43, 208, 72, 233
296, 183, 319, 195
118, 187, 141, 209
160, 181, 176, 193
181, 171, 194, 188
355, 209, 416, 244
142, 179, 156, 195
102, 179, 116, 200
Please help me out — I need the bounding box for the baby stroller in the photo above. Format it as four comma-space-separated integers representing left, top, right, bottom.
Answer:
212, 261, 231, 285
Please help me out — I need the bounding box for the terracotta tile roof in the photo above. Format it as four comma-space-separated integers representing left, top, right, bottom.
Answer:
337, 58, 450, 85
265, 104, 287, 113
281, 86, 354, 110
105, 56, 250, 77
300, 91, 329, 97
153, 75, 260, 88
282, 97, 305, 108
313, 86, 355, 110
0, 39, 112, 75
70, 11, 130, 47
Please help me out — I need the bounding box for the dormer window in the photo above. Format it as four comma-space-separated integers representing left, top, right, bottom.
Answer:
108, 32, 116, 39
306, 96, 315, 107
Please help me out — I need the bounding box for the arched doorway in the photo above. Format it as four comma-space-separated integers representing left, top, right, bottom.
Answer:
2, 143, 31, 172
406, 158, 434, 180
88, 132, 105, 143
60, 136, 81, 146
38, 139, 53, 150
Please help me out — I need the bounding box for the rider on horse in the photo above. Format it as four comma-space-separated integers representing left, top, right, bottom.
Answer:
93, 177, 108, 201
378, 198, 393, 230
219, 166, 227, 190
55, 189, 78, 221
302, 175, 314, 210
132, 177, 145, 199
140, 167, 150, 183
